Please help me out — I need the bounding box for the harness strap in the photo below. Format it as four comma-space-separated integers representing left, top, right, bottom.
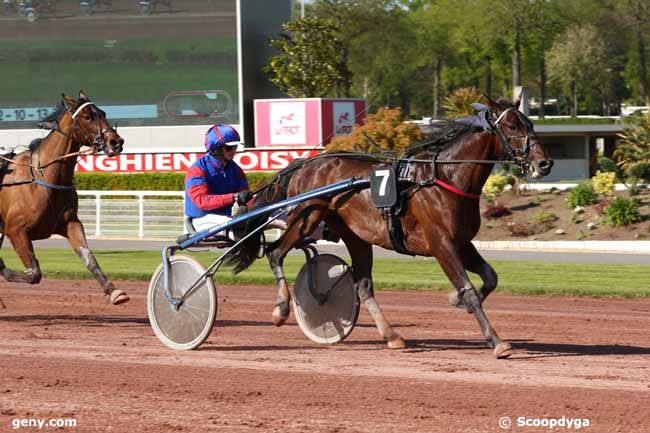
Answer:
32, 178, 75, 190
431, 178, 481, 200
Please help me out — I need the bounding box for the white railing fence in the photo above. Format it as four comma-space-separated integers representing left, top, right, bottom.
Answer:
77, 191, 185, 239
77, 190, 283, 240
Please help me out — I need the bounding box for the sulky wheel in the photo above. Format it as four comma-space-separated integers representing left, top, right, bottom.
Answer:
148, 254, 217, 350
292, 254, 359, 345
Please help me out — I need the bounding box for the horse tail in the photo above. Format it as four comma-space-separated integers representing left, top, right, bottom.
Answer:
228, 165, 297, 274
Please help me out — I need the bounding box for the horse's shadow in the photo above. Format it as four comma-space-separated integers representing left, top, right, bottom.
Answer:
0, 314, 148, 327
403, 338, 650, 358
0, 315, 279, 329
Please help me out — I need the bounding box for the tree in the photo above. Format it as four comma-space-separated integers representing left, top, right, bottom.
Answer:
411, 1, 454, 118
312, 1, 417, 111
615, 105, 650, 170
264, 17, 348, 98
326, 107, 422, 154
611, 0, 649, 103
547, 25, 611, 116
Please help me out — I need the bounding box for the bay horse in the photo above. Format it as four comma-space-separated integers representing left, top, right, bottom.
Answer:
231, 97, 553, 358
0, 91, 128, 307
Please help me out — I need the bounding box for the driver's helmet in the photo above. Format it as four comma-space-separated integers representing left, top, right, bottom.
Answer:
204, 124, 242, 152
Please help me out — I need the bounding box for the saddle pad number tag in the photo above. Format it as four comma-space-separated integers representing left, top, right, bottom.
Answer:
371, 167, 397, 208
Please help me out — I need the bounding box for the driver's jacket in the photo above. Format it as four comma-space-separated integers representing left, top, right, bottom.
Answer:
184, 153, 248, 218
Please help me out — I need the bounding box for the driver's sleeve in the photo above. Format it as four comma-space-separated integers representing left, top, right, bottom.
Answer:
185, 166, 235, 210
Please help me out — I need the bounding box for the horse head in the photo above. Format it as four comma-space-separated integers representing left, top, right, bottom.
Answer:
485, 97, 553, 179
62, 90, 124, 157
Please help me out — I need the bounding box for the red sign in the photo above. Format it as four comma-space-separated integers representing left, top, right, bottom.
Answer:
255, 98, 365, 147
75, 149, 322, 173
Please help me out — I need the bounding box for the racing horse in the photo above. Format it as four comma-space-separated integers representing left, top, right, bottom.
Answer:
0, 91, 128, 306
230, 97, 553, 358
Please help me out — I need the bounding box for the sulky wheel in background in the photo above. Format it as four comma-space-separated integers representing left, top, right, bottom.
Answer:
292, 254, 359, 345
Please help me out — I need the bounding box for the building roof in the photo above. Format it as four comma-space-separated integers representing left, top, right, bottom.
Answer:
534, 124, 624, 135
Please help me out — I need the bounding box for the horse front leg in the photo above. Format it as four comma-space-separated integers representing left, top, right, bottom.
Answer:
61, 219, 129, 305
448, 242, 498, 313
0, 230, 42, 284
327, 218, 405, 349
436, 240, 512, 359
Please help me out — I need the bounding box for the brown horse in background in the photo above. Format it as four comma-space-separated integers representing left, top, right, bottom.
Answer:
231, 98, 553, 358
0, 91, 128, 307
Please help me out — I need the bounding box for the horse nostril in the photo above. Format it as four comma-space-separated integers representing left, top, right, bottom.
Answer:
118, 138, 124, 146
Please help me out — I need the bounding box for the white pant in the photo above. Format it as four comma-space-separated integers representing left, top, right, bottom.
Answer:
191, 213, 232, 232
189, 213, 289, 236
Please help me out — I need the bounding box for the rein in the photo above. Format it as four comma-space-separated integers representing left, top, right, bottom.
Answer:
0, 103, 103, 190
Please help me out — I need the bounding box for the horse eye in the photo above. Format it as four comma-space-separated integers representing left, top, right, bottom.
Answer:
509, 124, 517, 131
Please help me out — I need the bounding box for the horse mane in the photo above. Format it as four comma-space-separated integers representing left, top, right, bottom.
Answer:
404, 120, 474, 157
28, 102, 70, 150
40, 102, 67, 124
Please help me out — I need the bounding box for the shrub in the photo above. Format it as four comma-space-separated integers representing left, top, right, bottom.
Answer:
533, 210, 559, 225
627, 162, 650, 184
441, 87, 487, 118
597, 156, 619, 174
326, 107, 422, 154
73, 171, 275, 192
482, 173, 509, 199
591, 170, 616, 196
506, 222, 536, 237
566, 182, 598, 208
483, 205, 511, 219
603, 197, 641, 227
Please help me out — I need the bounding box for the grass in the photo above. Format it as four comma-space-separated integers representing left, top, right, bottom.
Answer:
1, 249, 648, 298
0, 37, 239, 115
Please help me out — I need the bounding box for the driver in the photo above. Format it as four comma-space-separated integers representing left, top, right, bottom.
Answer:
184, 124, 252, 232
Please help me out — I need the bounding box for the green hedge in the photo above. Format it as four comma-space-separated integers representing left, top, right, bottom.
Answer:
73, 172, 276, 192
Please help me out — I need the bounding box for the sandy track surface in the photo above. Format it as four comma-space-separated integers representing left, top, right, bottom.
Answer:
0, 279, 649, 433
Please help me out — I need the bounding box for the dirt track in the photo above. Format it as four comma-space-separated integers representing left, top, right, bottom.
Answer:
0, 279, 649, 433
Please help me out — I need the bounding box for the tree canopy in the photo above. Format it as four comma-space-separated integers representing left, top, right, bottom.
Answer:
273, 0, 649, 118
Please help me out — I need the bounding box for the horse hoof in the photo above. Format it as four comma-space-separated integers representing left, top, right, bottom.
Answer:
271, 306, 288, 327
109, 290, 130, 305
494, 342, 513, 359
271, 314, 287, 327
387, 336, 406, 350
447, 291, 472, 313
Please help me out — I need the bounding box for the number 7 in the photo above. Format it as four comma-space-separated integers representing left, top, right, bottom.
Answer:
375, 169, 390, 196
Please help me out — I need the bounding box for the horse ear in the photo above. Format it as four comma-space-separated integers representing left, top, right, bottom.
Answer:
513, 89, 522, 109
61, 94, 76, 111
484, 95, 498, 110
78, 90, 89, 102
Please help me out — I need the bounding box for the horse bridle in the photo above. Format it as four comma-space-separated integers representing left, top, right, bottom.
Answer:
0, 101, 118, 190
70, 101, 118, 154
490, 107, 539, 171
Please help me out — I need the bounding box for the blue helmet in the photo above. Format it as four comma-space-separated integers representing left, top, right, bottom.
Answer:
204, 124, 241, 152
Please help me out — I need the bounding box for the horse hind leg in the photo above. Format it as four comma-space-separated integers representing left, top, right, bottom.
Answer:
326, 217, 405, 349
448, 243, 497, 313
268, 202, 327, 326
0, 231, 42, 284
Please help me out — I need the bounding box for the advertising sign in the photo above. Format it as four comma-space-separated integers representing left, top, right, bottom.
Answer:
255, 98, 365, 147
74, 149, 321, 173
269, 101, 306, 145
